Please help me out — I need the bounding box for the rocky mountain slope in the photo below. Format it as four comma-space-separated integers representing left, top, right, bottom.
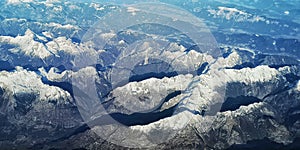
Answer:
0, 0, 299, 149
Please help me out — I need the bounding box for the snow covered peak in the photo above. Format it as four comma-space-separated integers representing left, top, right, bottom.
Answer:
297, 80, 300, 91
0, 28, 99, 63
211, 50, 242, 70
0, 29, 52, 59
0, 67, 72, 103
224, 65, 281, 83
24, 29, 34, 38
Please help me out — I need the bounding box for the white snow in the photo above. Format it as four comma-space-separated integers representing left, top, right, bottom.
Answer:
162, 48, 215, 73
212, 51, 242, 69
208, 6, 248, 20
0, 29, 99, 60
38, 67, 72, 82
99, 32, 117, 40
130, 110, 192, 133
3, 18, 27, 22
53, 5, 63, 12
284, 11, 290, 15
0, 67, 72, 103
6, 0, 33, 4
45, 36, 79, 57
126, 64, 287, 135
224, 65, 280, 83
0, 29, 52, 59
127, 6, 140, 15
45, 22, 79, 30
90, 3, 105, 11
207, 6, 264, 22
110, 74, 194, 113
42, 31, 53, 39
297, 80, 300, 91
38, 0, 60, 7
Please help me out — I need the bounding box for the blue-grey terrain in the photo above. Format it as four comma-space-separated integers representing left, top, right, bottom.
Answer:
0, 0, 299, 149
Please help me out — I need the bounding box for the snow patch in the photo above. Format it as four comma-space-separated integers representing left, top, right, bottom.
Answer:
45, 22, 79, 30
39, 67, 72, 82
6, 0, 33, 4
208, 6, 264, 22
90, 3, 105, 11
